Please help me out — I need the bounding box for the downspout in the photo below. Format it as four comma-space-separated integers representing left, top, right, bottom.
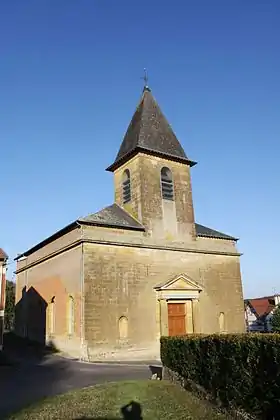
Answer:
78, 223, 86, 361
0, 261, 7, 350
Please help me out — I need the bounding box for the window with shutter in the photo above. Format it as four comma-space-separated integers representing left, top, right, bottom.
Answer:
122, 169, 131, 204
161, 167, 174, 200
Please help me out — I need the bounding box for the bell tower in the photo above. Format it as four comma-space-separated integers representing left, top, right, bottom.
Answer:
106, 87, 197, 241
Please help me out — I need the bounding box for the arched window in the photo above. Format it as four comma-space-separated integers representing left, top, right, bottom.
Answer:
161, 167, 174, 200
49, 296, 55, 335
118, 316, 128, 339
122, 169, 131, 204
68, 296, 74, 335
219, 312, 225, 333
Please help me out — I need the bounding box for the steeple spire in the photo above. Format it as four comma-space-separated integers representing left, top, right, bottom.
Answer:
106, 87, 196, 172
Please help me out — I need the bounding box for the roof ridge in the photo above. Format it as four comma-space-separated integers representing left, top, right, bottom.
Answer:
78, 204, 113, 219
114, 203, 144, 226
78, 203, 145, 231
135, 91, 144, 154
247, 296, 276, 301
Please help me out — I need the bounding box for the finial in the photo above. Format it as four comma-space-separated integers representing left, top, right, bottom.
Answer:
141, 68, 150, 90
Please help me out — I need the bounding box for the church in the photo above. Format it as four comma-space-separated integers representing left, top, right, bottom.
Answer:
15, 86, 245, 361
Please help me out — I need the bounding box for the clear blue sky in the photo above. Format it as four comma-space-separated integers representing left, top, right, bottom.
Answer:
1, 1, 279, 298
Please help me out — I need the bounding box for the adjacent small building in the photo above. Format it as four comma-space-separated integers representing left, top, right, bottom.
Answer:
244, 295, 280, 332
0, 249, 8, 350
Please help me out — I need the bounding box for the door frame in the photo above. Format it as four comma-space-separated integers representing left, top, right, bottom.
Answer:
154, 274, 203, 337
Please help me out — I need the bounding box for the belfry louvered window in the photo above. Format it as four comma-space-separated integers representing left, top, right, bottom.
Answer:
122, 169, 131, 204
161, 167, 174, 200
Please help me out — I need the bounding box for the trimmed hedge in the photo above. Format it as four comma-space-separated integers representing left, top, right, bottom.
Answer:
161, 334, 280, 418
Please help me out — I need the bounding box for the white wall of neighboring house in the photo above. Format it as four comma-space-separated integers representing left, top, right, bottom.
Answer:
265, 310, 274, 332
245, 305, 264, 332
274, 295, 280, 306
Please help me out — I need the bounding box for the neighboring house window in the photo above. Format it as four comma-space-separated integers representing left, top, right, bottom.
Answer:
161, 167, 174, 200
122, 169, 131, 204
49, 296, 55, 335
68, 296, 74, 335
219, 312, 225, 333
119, 316, 128, 339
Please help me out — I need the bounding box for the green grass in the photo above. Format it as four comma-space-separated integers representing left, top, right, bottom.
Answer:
8, 380, 231, 420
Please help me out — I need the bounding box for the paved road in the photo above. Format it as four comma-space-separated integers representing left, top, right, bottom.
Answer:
0, 355, 157, 419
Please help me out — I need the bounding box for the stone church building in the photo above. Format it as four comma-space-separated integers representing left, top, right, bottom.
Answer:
15, 86, 245, 361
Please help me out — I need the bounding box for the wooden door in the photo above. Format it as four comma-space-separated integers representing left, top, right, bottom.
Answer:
168, 303, 186, 336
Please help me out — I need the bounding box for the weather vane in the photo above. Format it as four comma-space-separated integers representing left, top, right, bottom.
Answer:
142, 68, 149, 88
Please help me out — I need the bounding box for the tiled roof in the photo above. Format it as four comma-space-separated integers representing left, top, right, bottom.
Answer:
0, 248, 7, 260
107, 87, 196, 171
79, 203, 145, 231
195, 223, 237, 241
245, 297, 276, 318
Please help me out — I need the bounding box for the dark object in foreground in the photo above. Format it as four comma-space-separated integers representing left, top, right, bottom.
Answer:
121, 401, 142, 420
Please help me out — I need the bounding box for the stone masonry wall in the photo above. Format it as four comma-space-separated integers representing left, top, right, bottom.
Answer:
16, 245, 83, 357
84, 242, 245, 361
81, 225, 238, 255
114, 153, 196, 240
16, 227, 82, 269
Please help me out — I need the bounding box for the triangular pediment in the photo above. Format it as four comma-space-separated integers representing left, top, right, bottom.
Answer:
154, 274, 203, 291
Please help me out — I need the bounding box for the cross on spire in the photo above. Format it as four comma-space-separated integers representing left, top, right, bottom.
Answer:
142, 68, 149, 89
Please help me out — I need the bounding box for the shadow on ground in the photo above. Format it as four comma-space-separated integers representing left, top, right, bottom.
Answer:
0, 333, 151, 419
75, 400, 143, 419
0, 332, 72, 419
0, 288, 152, 419
0, 348, 15, 366
3, 331, 58, 358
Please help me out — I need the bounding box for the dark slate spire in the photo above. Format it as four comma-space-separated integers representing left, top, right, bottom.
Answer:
106, 87, 196, 172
